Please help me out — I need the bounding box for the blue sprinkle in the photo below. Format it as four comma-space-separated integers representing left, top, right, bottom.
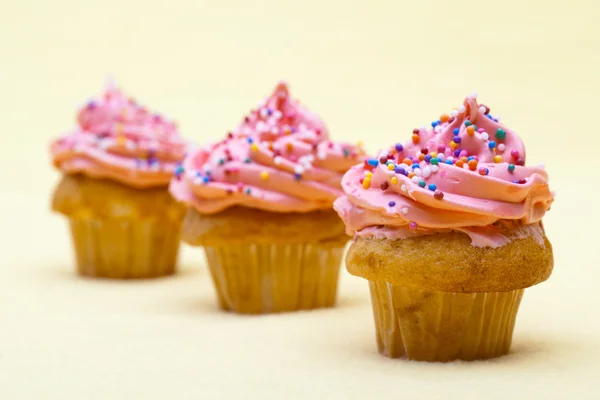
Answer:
431, 120, 440, 127
367, 159, 379, 167
202, 176, 210, 184
453, 128, 460, 135
453, 136, 462, 144
445, 159, 453, 165
488, 141, 497, 149
175, 165, 184, 175
487, 114, 493, 119
467, 156, 475, 161
412, 164, 420, 169
428, 183, 437, 191
294, 173, 302, 180
247, 137, 253, 144
493, 118, 498, 122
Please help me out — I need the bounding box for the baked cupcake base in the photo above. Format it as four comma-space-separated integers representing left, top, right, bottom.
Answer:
69, 216, 181, 279
346, 231, 553, 361
369, 281, 523, 361
205, 242, 344, 314
183, 207, 349, 314
53, 174, 186, 279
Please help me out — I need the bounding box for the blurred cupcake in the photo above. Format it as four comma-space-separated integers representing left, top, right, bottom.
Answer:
170, 82, 366, 313
51, 80, 188, 279
334, 94, 554, 361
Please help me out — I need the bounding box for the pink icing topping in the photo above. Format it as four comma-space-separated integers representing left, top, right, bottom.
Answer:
51, 80, 187, 188
333, 95, 554, 248
170, 82, 367, 214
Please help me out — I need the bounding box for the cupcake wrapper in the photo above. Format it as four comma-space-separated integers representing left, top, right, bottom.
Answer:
203, 243, 345, 314
369, 281, 524, 361
69, 217, 181, 279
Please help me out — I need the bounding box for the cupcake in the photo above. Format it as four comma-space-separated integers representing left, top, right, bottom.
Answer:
51, 81, 188, 279
334, 94, 554, 361
170, 82, 366, 314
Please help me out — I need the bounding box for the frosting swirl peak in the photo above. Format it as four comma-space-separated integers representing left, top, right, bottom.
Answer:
51, 80, 187, 188
170, 82, 366, 214
334, 94, 554, 247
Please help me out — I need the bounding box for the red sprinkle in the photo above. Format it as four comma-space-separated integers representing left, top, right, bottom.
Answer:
380, 182, 389, 190
434, 190, 444, 200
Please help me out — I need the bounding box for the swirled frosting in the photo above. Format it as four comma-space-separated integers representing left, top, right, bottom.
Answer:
334, 94, 554, 247
170, 82, 366, 213
51, 80, 187, 188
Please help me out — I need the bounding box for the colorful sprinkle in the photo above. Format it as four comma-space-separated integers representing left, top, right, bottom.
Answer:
464, 120, 472, 127
362, 178, 371, 189
395, 143, 404, 152
260, 171, 269, 180
250, 143, 259, 152
412, 134, 420, 144
440, 114, 450, 123
511, 149, 520, 159
409, 221, 418, 229
494, 155, 503, 163
488, 141, 497, 149
388, 201, 396, 207
468, 159, 478, 170
430, 158, 439, 165
387, 163, 395, 171
380, 182, 389, 190
418, 180, 426, 188
508, 164, 515, 172
428, 183, 437, 191
466, 126, 475, 136
478, 167, 489, 175
367, 159, 379, 167
401, 207, 409, 214
495, 129, 506, 140
390, 176, 398, 185
434, 190, 444, 200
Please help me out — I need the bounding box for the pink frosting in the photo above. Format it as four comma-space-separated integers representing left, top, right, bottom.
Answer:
51, 80, 187, 188
333, 95, 554, 248
170, 82, 366, 214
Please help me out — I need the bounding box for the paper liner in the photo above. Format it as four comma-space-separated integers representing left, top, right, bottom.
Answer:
203, 243, 345, 314
69, 217, 182, 279
369, 281, 524, 361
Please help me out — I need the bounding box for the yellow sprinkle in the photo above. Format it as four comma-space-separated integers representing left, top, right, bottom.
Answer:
430, 152, 437, 158
365, 171, 373, 178
116, 135, 126, 147
449, 141, 457, 149
362, 178, 371, 189
387, 163, 394, 171
260, 171, 269, 180
250, 143, 259, 152
390, 176, 398, 185
494, 155, 503, 163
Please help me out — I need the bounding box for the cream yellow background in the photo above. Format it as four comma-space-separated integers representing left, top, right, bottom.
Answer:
1, 0, 599, 398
